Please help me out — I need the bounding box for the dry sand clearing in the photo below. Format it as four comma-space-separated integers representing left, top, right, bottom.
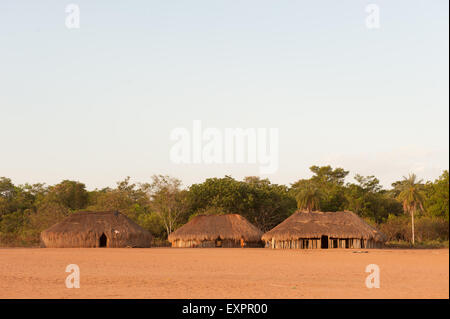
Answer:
0, 248, 448, 299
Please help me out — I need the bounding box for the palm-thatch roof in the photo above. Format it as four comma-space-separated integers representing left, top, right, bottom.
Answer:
168, 214, 263, 242
262, 211, 386, 242
40, 211, 152, 248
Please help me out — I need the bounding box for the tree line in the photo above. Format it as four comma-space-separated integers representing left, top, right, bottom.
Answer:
0, 166, 448, 247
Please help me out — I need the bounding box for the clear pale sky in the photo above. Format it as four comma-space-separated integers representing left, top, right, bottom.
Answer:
0, 1, 448, 189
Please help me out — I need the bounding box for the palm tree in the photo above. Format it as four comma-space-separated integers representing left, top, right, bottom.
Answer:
396, 174, 425, 245
295, 185, 322, 212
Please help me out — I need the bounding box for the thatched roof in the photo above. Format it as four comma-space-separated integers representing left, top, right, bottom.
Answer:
40, 211, 152, 248
168, 214, 263, 242
262, 211, 386, 242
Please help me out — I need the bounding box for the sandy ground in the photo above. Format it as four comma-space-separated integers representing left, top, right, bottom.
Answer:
0, 248, 448, 299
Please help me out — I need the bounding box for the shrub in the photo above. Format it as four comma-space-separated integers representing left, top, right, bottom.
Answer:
379, 215, 410, 241
380, 214, 449, 243
136, 212, 167, 239
415, 217, 449, 242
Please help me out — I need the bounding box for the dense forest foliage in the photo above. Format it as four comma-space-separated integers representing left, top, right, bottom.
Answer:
0, 166, 448, 247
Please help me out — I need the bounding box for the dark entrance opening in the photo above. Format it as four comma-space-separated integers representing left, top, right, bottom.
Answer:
215, 237, 222, 247
332, 239, 338, 248
99, 233, 107, 247
321, 235, 329, 249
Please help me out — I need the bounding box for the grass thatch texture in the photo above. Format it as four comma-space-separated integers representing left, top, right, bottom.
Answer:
40, 211, 152, 248
262, 210, 386, 242
168, 214, 263, 243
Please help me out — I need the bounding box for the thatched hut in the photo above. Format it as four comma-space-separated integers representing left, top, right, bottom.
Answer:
40, 211, 152, 248
168, 214, 263, 248
262, 211, 386, 249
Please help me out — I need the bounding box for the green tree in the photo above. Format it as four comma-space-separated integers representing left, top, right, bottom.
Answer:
0, 177, 18, 217
309, 165, 349, 185
291, 166, 349, 212
25, 202, 71, 243
395, 174, 425, 245
424, 170, 449, 220
88, 177, 150, 219
345, 175, 402, 223
44, 180, 88, 210
136, 211, 167, 240
188, 176, 252, 216
144, 175, 189, 236
188, 176, 296, 232
243, 177, 296, 231
294, 184, 322, 212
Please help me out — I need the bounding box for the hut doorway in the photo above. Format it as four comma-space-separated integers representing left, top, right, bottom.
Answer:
332, 239, 338, 248
321, 235, 328, 249
99, 233, 107, 247
215, 237, 222, 247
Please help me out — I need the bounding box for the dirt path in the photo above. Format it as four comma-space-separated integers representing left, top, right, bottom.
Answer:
0, 248, 448, 298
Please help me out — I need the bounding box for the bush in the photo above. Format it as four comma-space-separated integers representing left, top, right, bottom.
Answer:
385, 240, 449, 249
415, 217, 449, 242
379, 215, 410, 241
136, 212, 167, 240
380, 214, 449, 243
0, 210, 35, 247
